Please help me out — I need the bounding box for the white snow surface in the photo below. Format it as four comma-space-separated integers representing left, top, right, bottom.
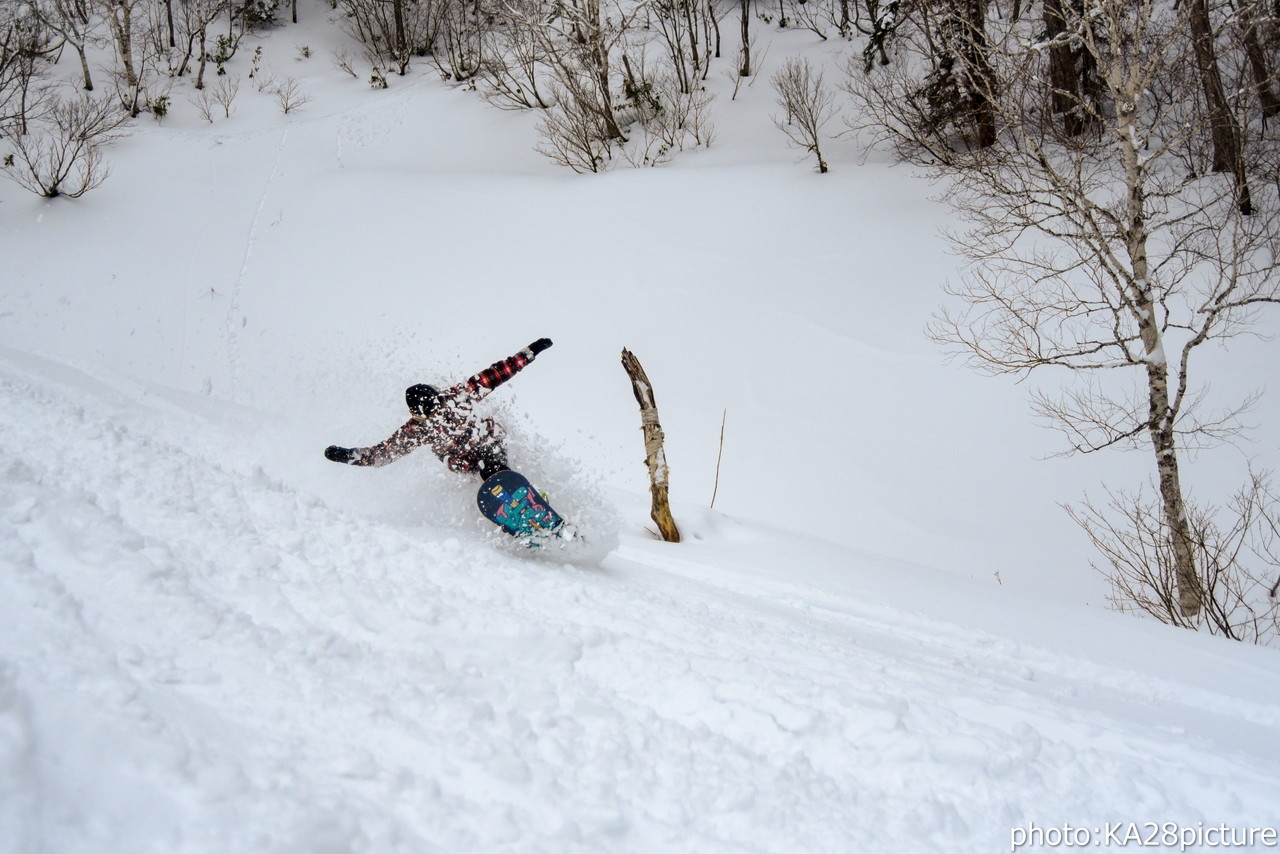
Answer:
3, 5, 1280, 852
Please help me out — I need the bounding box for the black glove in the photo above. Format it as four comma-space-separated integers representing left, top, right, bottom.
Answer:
529, 338, 553, 355
325, 445, 356, 464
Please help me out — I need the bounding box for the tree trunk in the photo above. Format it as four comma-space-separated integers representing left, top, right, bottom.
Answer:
593, 47, 624, 137
1115, 88, 1203, 618
955, 0, 997, 148
739, 0, 750, 76
1043, 0, 1075, 131
75, 43, 94, 90
1146, 371, 1202, 618
1043, 0, 1096, 136
683, 0, 700, 81
596, 57, 625, 139
393, 0, 406, 62
575, 0, 625, 140
621, 349, 681, 543
109, 0, 138, 89
1186, 0, 1252, 215
1239, 0, 1280, 118
196, 26, 208, 89
164, 0, 175, 48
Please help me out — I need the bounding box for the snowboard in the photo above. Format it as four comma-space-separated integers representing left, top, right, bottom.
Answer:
477, 470, 569, 545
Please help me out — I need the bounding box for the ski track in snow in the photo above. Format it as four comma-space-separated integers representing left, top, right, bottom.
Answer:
2, 352, 1279, 854
224, 125, 290, 401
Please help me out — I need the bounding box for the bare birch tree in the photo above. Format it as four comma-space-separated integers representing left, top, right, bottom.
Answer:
172, 0, 228, 90
34, 0, 100, 91
97, 0, 147, 101
851, 0, 1280, 619
93, 0, 173, 114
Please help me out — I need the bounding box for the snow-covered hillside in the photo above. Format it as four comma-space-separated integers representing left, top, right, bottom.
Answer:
3, 2, 1279, 851
5, 346, 1280, 853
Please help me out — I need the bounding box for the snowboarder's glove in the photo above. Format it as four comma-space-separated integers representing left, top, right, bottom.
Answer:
325, 445, 359, 464
528, 338, 553, 355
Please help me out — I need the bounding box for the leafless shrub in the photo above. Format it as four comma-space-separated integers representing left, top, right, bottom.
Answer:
333, 47, 360, 79
2, 93, 129, 197
214, 74, 239, 117
779, 0, 848, 40
1069, 473, 1280, 646
253, 72, 279, 94
771, 57, 835, 173
475, 4, 554, 110
535, 82, 613, 173
337, 0, 440, 76
434, 0, 487, 83
723, 36, 769, 101
273, 76, 311, 114
188, 73, 240, 121
189, 86, 216, 122
523, 0, 637, 158
621, 72, 715, 166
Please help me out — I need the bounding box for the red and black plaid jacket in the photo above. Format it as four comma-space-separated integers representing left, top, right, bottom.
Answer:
347, 347, 536, 475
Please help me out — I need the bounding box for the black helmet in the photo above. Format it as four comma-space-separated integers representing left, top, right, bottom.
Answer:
406, 384, 440, 417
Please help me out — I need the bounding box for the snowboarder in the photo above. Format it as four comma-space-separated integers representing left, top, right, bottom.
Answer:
324, 338, 553, 479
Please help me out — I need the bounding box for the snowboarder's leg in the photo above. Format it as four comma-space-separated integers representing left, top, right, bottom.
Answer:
475, 442, 510, 480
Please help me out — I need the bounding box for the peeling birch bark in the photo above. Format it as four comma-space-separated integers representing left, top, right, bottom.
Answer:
1114, 82, 1203, 618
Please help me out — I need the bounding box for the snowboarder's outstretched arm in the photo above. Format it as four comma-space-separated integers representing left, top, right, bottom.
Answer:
325, 419, 427, 467
459, 338, 552, 402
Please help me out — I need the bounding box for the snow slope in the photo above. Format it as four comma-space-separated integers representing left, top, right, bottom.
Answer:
4, 347, 1280, 854
3, 3, 1280, 851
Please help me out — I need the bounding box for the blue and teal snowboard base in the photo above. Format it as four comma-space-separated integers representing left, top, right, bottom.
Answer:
477, 470, 568, 545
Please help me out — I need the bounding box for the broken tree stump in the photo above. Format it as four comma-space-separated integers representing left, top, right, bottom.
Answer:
620, 348, 681, 543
